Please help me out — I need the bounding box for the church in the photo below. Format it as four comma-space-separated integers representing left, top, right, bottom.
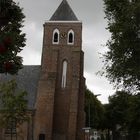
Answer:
0, 0, 85, 140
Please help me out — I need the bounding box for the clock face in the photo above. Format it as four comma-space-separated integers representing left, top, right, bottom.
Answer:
60, 32, 67, 39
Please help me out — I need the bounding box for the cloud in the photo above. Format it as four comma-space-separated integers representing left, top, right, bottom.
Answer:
84, 72, 115, 104
20, 22, 42, 64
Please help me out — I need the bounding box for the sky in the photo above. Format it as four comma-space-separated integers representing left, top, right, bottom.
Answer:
14, 0, 116, 103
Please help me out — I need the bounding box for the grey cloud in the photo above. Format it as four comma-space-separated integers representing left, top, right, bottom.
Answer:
15, 0, 105, 25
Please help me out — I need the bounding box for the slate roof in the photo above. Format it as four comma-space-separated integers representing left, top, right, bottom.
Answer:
50, 0, 78, 21
0, 65, 41, 110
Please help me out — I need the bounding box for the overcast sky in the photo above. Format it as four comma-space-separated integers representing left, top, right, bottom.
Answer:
14, 0, 116, 103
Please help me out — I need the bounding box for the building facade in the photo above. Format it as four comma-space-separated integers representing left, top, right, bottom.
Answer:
0, 1, 85, 140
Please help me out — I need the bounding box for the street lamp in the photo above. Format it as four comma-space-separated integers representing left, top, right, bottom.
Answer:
94, 94, 101, 98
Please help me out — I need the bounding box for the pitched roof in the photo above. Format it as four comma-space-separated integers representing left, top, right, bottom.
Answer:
0, 65, 41, 110
50, 0, 78, 21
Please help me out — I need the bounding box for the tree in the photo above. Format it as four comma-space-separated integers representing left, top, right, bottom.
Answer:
0, 80, 29, 139
128, 93, 140, 132
104, 91, 140, 140
103, 0, 140, 91
107, 91, 131, 130
85, 88, 104, 129
0, 0, 28, 139
103, 91, 132, 140
0, 0, 26, 74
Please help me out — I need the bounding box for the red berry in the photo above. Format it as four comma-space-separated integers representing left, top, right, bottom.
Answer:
4, 37, 12, 46
4, 62, 13, 71
0, 44, 7, 53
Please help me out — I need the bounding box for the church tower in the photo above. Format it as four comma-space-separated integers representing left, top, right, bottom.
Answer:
34, 1, 85, 140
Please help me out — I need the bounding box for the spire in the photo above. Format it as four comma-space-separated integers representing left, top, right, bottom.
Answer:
50, 0, 78, 21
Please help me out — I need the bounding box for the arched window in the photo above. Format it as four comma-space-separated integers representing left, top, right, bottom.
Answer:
54, 32, 58, 42
61, 60, 68, 88
67, 30, 74, 45
69, 33, 73, 43
53, 29, 59, 44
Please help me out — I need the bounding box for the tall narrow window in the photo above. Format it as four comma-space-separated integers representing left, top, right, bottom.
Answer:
68, 30, 74, 45
53, 29, 59, 44
61, 60, 67, 88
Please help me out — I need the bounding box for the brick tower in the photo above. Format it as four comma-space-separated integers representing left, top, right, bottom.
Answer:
34, 0, 85, 140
